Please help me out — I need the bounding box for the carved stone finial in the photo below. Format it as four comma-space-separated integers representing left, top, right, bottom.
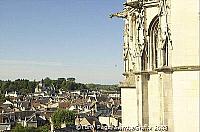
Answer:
110, 9, 129, 19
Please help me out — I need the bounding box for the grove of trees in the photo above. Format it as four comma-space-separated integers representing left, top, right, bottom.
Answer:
0, 77, 88, 95
0, 77, 119, 104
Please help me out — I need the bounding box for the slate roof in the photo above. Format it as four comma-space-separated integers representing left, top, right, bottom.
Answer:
0, 123, 11, 131
54, 126, 80, 132
15, 110, 36, 120
85, 116, 101, 125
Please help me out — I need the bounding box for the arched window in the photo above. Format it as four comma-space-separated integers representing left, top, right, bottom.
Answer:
148, 15, 159, 70
141, 44, 148, 71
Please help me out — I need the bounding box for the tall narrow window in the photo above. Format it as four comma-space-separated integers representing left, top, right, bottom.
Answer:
141, 48, 148, 71
148, 15, 159, 70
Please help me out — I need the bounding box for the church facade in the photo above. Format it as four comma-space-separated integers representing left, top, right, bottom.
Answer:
111, 0, 199, 131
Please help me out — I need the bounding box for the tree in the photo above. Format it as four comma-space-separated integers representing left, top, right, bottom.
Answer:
43, 77, 52, 87
57, 78, 66, 89
1, 80, 11, 93
51, 109, 75, 129
61, 80, 67, 90
12, 124, 26, 132
12, 124, 49, 132
76, 83, 88, 90
86, 83, 97, 90
66, 81, 76, 91
28, 80, 37, 93
37, 125, 49, 132
12, 124, 37, 132
0, 93, 6, 103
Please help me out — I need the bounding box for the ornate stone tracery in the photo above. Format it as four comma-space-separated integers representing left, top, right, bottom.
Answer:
110, 0, 174, 73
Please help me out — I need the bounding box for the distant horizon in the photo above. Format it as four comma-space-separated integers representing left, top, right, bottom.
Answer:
0, 0, 125, 84
0, 77, 119, 85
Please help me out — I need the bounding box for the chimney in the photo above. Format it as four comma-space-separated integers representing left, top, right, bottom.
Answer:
92, 121, 96, 132
111, 107, 114, 116
91, 109, 94, 116
50, 117, 54, 132
75, 116, 80, 126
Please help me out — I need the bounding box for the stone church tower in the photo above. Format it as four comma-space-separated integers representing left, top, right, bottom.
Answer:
111, 0, 199, 131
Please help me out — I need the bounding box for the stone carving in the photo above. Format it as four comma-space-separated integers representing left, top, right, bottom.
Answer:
135, 9, 147, 56
158, 0, 172, 49
110, 8, 129, 19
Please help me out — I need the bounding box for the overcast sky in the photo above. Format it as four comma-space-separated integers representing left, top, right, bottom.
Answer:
0, 0, 125, 84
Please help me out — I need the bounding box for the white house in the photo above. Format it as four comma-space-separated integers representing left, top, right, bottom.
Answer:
5, 91, 18, 98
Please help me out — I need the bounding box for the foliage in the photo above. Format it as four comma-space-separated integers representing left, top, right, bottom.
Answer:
12, 124, 36, 132
65, 81, 76, 91
56, 78, 66, 89
86, 83, 119, 91
0, 93, 6, 103
12, 124, 24, 132
51, 109, 75, 129
0, 79, 37, 95
59, 80, 88, 91
0, 77, 118, 96
43, 77, 52, 87
12, 124, 49, 132
37, 125, 49, 132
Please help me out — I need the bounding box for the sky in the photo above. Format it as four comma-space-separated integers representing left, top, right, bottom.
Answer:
0, 0, 125, 84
